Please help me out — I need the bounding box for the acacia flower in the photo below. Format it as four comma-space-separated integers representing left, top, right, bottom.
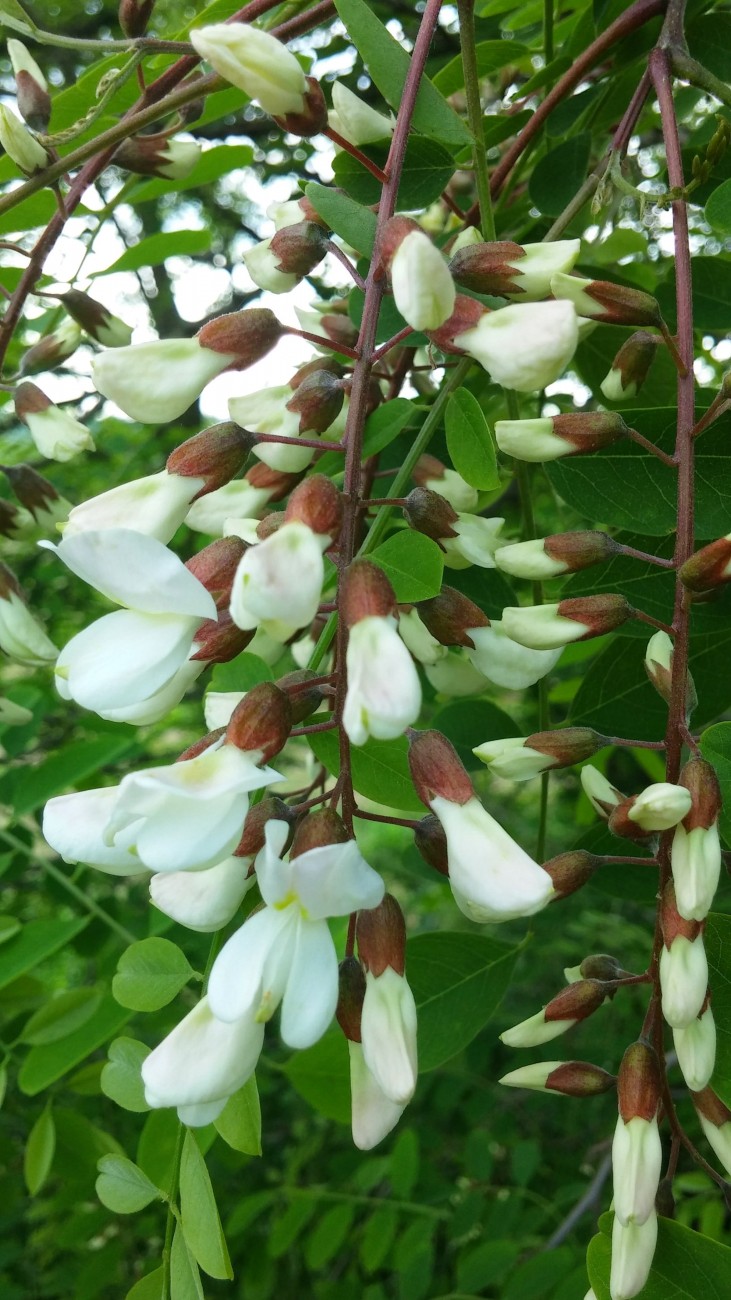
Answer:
0, 563, 58, 666
610, 1213, 657, 1300
611, 1043, 662, 1228
659, 883, 708, 1028
149, 857, 256, 933
673, 1005, 716, 1092
381, 217, 456, 332
329, 81, 394, 145
357, 897, 418, 1107
15, 383, 94, 462
434, 298, 579, 392
337, 956, 407, 1150
190, 22, 309, 118
671, 758, 722, 921
342, 561, 422, 746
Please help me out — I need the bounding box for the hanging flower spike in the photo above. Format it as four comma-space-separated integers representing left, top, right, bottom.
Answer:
329, 81, 395, 145
474, 727, 603, 782
659, 882, 709, 1029
408, 728, 554, 922
92, 308, 284, 424
342, 560, 422, 746
337, 956, 406, 1150
427, 294, 579, 393
357, 896, 418, 1107
380, 216, 456, 333
207, 810, 384, 1049
229, 475, 342, 637
671, 758, 722, 921
449, 238, 580, 301
494, 411, 628, 462
0, 563, 58, 666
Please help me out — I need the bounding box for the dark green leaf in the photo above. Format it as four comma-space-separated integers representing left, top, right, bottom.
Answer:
94, 229, 212, 277
18, 997, 131, 1096
705, 179, 731, 236
308, 730, 422, 812
657, 258, 731, 333
21, 987, 102, 1046
213, 1076, 261, 1155
0, 916, 87, 992
283, 1029, 351, 1124
209, 651, 273, 693
24, 1104, 55, 1196
126, 1270, 164, 1300
332, 136, 454, 210
112, 938, 196, 1012
445, 389, 500, 491
304, 1204, 355, 1269
704, 914, 731, 1109
0, 733, 137, 816
179, 1132, 233, 1280
305, 182, 377, 256
588, 1211, 731, 1298
700, 723, 731, 846
433, 40, 531, 96
687, 15, 731, 82
432, 699, 519, 770
363, 398, 422, 459
369, 529, 444, 603
529, 134, 592, 216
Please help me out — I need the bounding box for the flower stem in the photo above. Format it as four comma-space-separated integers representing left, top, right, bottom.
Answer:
457, 0, 496, 240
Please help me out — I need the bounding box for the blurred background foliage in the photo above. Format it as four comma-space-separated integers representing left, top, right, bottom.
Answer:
2, 0, 731, 1297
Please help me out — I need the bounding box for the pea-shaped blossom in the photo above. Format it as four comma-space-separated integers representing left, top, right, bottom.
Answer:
208, 813, 385, 1050
342, 560, 422, 746
190, 22, 308, 118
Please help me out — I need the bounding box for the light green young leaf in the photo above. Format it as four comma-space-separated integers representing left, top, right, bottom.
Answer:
179, 1132, 233, 1280
24, 1104, 55, 1195
445, 389, 500, 491
369, 529, 444, 603
362, 398, 422, 459
100, 1037, 151, 1113
93, 229, 212, 277
112, 938, 197, 1012
214, 1075, 262, 1155
96, 1153, 163, 1214
125, 1270, 164, 1300
171, 1224, 205, 1300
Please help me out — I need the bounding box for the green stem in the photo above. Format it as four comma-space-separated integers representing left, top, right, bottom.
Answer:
161, 1123, 185, 1300
544, 0, 554, 64
43, 52, 145, 149
457, 0, 496, 239
28, 27, 191, 54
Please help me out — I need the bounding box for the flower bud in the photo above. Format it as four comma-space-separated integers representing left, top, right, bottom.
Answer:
403, 486, 459, 543
192, 609, 252, 664
576, 953, 629, 982
284, 473, 342, 541
15, 382, 94, 462
295, 297, 359, 352
500, 979, 607, 1048
610, 1213, 658, 1300
167, 422, 255, 498
416, 586, 489, 649
190, 22, 308, 118
286, 367, 344, 434
0, 102, 47, 174
581, 765, 624, 819
612, 1042, 662, 1229
225, 681, 292, 760
643, 629, 697, 717
343, 561, 421, 745
245, 220, 329, 294
235, 794, 291, 858
398, 606, 447, 666
112, 134, 201, 179
601, 331, 659, 402
692, 1087, 731, 1177
660, 883, 708, 1028
119, 0, 155, 38
19, 319, 82, 376
542, 850, 602, 899
432, 298, 579, 393
671, 758, 722, 921
267, 194, 327, 230
609, 782, 693, 840
342, 559, 397, 626
474, 727, 603, 781
496, 530, 617, 579
679, 534, 731, 593
0, 562, 58, 666
499, 1060, 617, 1095
0, 499, 23, 538
502, 594, 632, 651
273, 75, 328, 138
408, 728, 475, 807
357, 896, 418, 1105
449, 238, 580, 301
186, 536, 247, 608
494, 411, 628, 462
380, 217, 456, 332
674, 1004, 716, 1091
412, 454, 479, 513
413, 814, 449, 876
551, 273, 663, 327
336, 955, 366, 1042
329, 80, 394, 145
7, 38, 51, 131
2, 462, 62, 523
57, 288, 132, 348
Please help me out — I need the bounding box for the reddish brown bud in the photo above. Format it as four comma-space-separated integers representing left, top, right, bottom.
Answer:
678, 758, 722, 834
425, 295, 486, 354
357, 893, 407, 977
275, 668, 327, 723
119, 0, 156, 37
14, 381, 52, 422
661, 880, 705, 950
112, 134, 193, 179
255, 512, 284, 541
580, 953, 630, 982
603, 331, 659, 400
315, 299, 358, 350
167, 422, 255, 498
0, 498, 23, 538
285, 368, 344, 435
235, 795, 291, 858
554, 274, 662, 327
617, 1041, 662, 1122
416, 586, 489, 649
57, 288, 131, 347
186, 536, 247, 608
403, 487, 459, 543
544, 531, 618, 572
191, 610, 253, 664
378, 215, 421, 268
544, 979, 608, 1024
679, 536, 731, 593
407, 728, 475, 807
692, 1086, 731, 1128
15, 71, 51, 134
246, 461, 305, 501
0, 562, 22, 601
225, 681, 292, 760
1, 462, 60, 519
542, 850, 601, 899
269, 220, 329, 276
288, 356, 344, 389
197, 308, 284, 367
543, 1061, 617, 1097
449, 241, 526, 295
549, 411, 629, 454
413, 814, 449, 876
284, 474, 342, 539
556, 593, 633, 640
291, 808, 350, 858
176, 728, 226, 762
336, 956, 366, 1042
273, 76, 328, 137
342, 559, 397, 626
18, 324, 81, 376
525, 727, 604, 767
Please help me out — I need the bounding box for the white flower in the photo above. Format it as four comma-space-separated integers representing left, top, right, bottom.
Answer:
360, 966, 418, 1105
390, 230, 456, 332
208, 820, 384, 1048
430, 794, 554, 922
0, 102, 47, 173
466, 620, 562, 689
442, 515, 505, 569
22, 403, 94, 462
627, 783, 692, 832
425, 649, 489, 696
186, 479, 273, 535
697, 1110, 731, 1177
204, 690, 245, 731
659, 934, 708, 1028
673, 1007, 716, 1091
244, 238, 299, 295
610, 1212, 657, 1300
63, 471, 204, 543
348, 1040, 405, 1149
398, 607, 446, 666
581, 764, 623, 817
496, 537, 570, 579
671, 822, 722, 921
500, 1007, 575, 1048
501, 602, 583, 651
329, 81, 394, 145
229, 385, 308, 470
0, 586, 57, 666
141, 995, 264, 1126
343, 615, 422, 746
422, 467, 478, 513
189, 22, 307, 117
154, 139, 201, 180
43, 786, 145, 876
104, 739, 281, 874
612, 1115, 662, 1226
494, 417, 572, 462
93, 337, 236, 424
150, 856, 255, 932
230, 521, 328, 634
503, 240, 581, 301
473, 737, 554, 782
454, 301, 579, 392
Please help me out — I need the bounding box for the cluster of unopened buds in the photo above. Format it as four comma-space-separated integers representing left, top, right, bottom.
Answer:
2, 12, 729, 1298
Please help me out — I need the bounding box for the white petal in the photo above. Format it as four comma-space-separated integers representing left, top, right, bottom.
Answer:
150, 857, 254, 932
100, 658, 204, 725
343, 616, 422, 746
46, 529, 216, 618
141, 995, 264, 1108
468, 620, 563, 687
208, 906, 297, 1022
455, 301, 579, 393
254, 818, 295, 908
349, 1040, 405, 1149
230, 522, 325, 632
62, 470, 199, 543
93, 338, 231, 424
360, 967, 418, 1105
55, 610, 198, 712
280, 918, 338, 1048
43, 787, 143, 875
292, 839, 385, 920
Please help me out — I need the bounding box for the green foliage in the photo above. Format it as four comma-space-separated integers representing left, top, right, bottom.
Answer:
445, 389, 500, 491
588, 1212, 731, 1297
112, 939, 198, 1013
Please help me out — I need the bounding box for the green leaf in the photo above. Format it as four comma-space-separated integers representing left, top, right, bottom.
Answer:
126, 1270, 164, 1300
96, 1153, 163, 1215
445, 389, 500, 491
112, 938, 196, 1012
93, 229, 212, 277
407, 932, 522, 1071
304, 1204, 355, 1269
18, 996, 131, 1096
308, 730, 422, 812
529, 133, 592, 216
701, 723, 731, 846
363, 398, 421, 459
305, 182, 377, 256
332, 136, 454, 210
703, 914, 731, 1108
0, 733, 138, 816
369, 530, 444, 603
179, 1131, 233, 1280
547, 410, 731, 538
333, 0, 470, 147
209, 651, 273, 693
213, 1076, 261, 1155
24, 1104, 55, 1196
0, 916, 20, 945
0, 916, 87, 992
588, 1211, 731, 1298
171, 1225, 205, 1300
687, 14, 731, 82
100, 1038, 151, 1114
657, 258, 731, 333
21, 987, 102, 1046
705, 179, 731, 236
283, 1030, 351, 1123
433, 40, 531, 96
431, 699, 520, 770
